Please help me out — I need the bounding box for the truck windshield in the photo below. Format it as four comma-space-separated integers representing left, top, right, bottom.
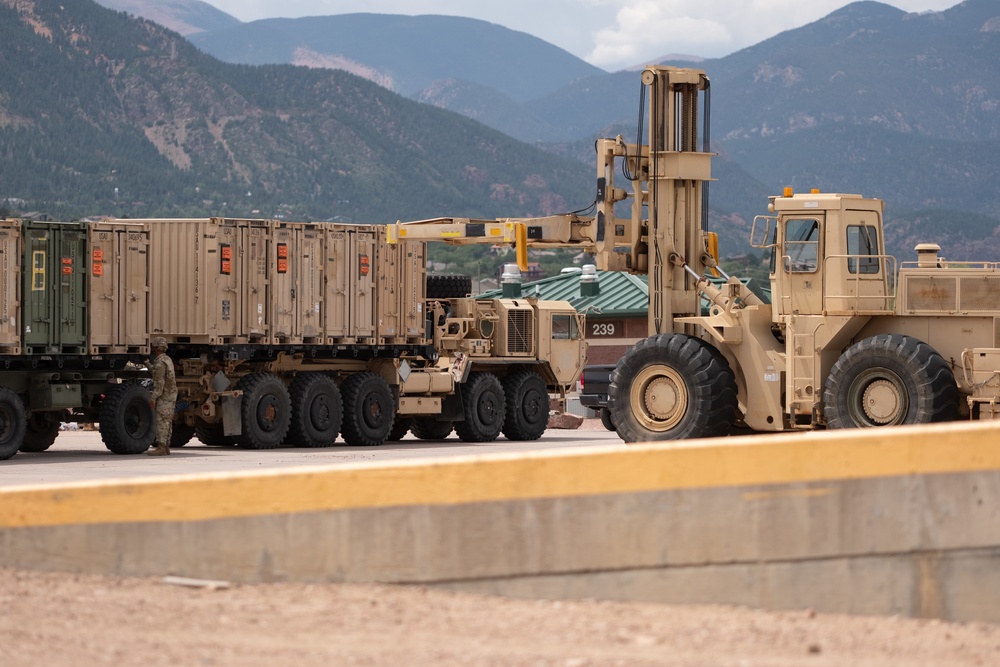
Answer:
552, 314, 581, 340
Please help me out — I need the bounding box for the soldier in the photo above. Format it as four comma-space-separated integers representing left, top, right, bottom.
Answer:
147, 336, 178, 456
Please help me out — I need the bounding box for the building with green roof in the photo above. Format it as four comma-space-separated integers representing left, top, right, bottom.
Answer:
478, 267, 770, 365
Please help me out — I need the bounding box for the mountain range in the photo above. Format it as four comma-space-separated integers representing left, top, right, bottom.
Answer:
6, 0, 1000, 264
0, 0, 592, 226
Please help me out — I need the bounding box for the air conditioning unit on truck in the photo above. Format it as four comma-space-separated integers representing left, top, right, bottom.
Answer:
390, 65, 1000, 442
0, 217, 586, 461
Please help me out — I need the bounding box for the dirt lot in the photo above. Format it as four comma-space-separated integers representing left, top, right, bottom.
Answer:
2, 568, 999, 667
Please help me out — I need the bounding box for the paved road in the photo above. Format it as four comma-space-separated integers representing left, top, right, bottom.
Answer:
0, 422, 622, 488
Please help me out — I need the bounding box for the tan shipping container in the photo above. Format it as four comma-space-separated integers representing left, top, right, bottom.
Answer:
271, 221, 325, 344
0, 220, 21, 353
240, 220, 270, 342
145, 218, 247, 344
87, 222, 149, 354
375, 227, 402, 342
324, 225, 376, 343
375, 228, 427, 344
398, 236, 426, 341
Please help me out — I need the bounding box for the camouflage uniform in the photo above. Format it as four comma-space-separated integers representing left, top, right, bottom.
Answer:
147, 337, 177, 456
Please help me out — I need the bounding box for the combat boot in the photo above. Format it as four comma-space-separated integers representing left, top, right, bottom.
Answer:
147, 443, 170, 456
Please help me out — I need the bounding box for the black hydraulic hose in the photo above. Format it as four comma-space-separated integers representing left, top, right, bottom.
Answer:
622, 79, 646, 182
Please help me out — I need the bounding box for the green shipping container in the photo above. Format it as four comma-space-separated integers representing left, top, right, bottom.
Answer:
22, 221, 88, 354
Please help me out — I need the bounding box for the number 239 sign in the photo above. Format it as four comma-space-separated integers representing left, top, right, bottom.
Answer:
589, 320, 624, 338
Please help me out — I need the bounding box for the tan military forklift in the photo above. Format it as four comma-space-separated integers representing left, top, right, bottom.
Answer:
391, 65, 1000, 442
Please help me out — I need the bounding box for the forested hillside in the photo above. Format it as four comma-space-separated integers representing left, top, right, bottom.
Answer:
0, 0, 593, 223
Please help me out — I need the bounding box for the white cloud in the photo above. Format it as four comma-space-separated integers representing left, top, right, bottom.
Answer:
587, 2, 733, 68
584, 0, 963, 69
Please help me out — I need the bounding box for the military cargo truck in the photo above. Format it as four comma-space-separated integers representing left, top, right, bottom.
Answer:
0, 217, 586, 460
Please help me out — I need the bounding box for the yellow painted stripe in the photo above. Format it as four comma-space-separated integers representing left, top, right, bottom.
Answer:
3, 421, 1000, 529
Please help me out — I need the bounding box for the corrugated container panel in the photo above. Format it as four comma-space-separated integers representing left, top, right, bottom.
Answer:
0, 220, 21, 353
398, 238, 426, 341
271, 222, 295, 342
298, 225, 324, 342
271, 221, 323, 343
324, 226, 376, 343
323, 227, 350, 339
22, 221, 87, 354
372, 232, 427, 344
87, 222, 149, 354
375, 227, 401, 342
353, 228, 377, 341
145, 218, 242, 344
21, 225, 50, 349
240, 220, 270, 342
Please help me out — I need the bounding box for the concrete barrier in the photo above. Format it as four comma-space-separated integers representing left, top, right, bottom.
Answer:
3, 421, 1000, 622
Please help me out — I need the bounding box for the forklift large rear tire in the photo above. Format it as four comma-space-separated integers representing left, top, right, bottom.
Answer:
99, 383, 156, 455
609, 334, 738, 442
287, 373, 342, 447
454, 372, 505, 442
236, 372, 291, 450
823, 334, 957, 428
0, 387, 27, 460
501, 369, 549, 441
340, 372, 395, 446
599, 407, 615, 432
20, 411, 62, 452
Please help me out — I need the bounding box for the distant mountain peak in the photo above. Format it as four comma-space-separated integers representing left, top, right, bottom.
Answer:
290, 48, 395, 89
94, 0, 239, 35
629, 54, 705, 70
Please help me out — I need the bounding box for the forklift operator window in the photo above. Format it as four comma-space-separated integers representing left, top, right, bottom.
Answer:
847, 224, 881, 274
784, 218, 819, 273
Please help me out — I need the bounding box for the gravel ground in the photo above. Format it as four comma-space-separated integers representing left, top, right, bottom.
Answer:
3, 568, 999, 667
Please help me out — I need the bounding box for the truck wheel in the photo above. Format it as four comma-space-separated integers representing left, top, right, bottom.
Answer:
824, 334, 958, 428
410, 418, 454, 440
455, 372, 505, 442
340, 371, 395, 446
387, 417, 412, 441
599, 407, 616, 431
236, 372, 291, 450
170, 423, 195, 448
20, 412, 62, 452
287, 373, 342, 447
99, 383, 156, 455
427, 274, 473, 299
0, 387, 27, 460
194, 421, 236, 447
609, 334, 738, 442
501, 370, 549, 441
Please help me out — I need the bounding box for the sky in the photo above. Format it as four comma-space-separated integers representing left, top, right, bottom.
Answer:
199, 0, 963, 71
